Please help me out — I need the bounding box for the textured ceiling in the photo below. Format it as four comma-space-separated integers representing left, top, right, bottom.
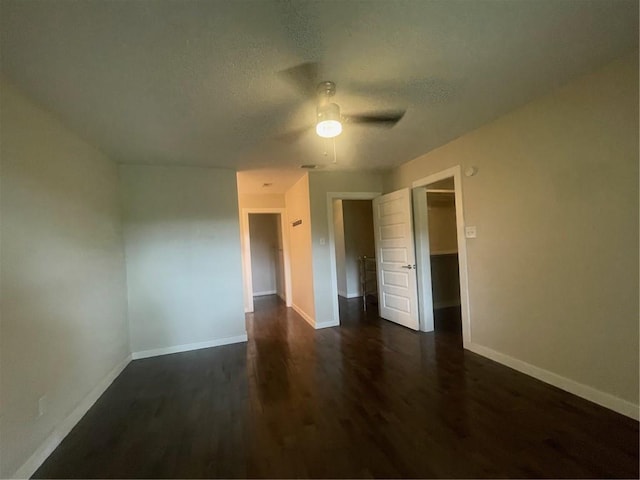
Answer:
1, 0, 638, 175
237, 168, 305, 195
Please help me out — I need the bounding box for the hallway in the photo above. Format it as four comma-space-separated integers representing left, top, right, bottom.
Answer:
34, 296, 638, 478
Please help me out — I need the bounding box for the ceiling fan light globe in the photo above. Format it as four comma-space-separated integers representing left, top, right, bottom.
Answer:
316, 120, 342, 138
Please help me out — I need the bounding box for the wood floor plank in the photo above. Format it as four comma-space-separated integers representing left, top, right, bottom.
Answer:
32, 296, 639, 478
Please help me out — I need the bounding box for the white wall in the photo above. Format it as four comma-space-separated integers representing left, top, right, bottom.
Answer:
342, 200, 375, 297
248, 214, 279, 296
285, 174, 315, 326
386, 53, 639, 416
0, 81, 130, 478
332, 199, 348, 297
308, 172, 383, 326
120, 165, 246, 356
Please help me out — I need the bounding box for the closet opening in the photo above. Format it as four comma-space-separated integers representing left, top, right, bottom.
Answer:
412, 166, 471, 347
424, 178, 462, 338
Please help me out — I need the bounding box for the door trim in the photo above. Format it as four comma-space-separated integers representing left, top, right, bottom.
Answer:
241, 208, 292, 313
412, 187, 435, 332
412, 165, 471, 347
326, 192, 381, 325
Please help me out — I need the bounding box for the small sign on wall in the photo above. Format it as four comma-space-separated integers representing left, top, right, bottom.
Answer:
292, 219, 302, 227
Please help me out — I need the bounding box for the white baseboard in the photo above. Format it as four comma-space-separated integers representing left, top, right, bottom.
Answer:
338, 291, 361, 299
467, 342, 639, 420
253, 290, 276, 297
316, 320, 340, 329
292, 303, 315, 328
132, 334, 248, 360
12, 354, 132, 479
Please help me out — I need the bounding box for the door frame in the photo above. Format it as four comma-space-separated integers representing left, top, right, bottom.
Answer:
326, 192, 381, 325
241, 208, 292, 313
412, 165, 472, 347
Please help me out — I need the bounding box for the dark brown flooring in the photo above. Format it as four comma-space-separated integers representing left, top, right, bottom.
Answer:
34, 295, 638, 478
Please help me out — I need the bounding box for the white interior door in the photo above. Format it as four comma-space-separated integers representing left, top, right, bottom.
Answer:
373, 188, 420, 330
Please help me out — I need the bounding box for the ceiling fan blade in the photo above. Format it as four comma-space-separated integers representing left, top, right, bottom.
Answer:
343, 110, 406, 127
347, 78, 457, 106
277, 62, 320, 98
272, 125, 314, 144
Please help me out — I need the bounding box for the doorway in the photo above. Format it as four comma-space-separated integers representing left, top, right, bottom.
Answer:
332, 199, 377, 318
326, 191, 381, 325
250, 214, 284, 296
324, 179, 470, 343
241, 208, 292, 313
425, 178, 462, 336
412, 165, 471, 347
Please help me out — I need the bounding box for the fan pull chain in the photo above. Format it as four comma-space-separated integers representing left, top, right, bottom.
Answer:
321, 138, 338, 164
332, 137, 337, 164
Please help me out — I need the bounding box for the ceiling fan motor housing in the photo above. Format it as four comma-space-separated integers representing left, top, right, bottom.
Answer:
317, 102, 341, 122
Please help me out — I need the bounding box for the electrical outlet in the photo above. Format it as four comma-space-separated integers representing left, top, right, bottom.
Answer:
38, 395, 47, 417
465, 226, 477, 238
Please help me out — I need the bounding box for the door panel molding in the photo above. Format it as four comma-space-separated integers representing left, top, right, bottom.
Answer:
373, 188, 420, 330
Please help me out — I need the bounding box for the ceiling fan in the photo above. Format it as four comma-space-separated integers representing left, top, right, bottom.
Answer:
276, 62, 406, 143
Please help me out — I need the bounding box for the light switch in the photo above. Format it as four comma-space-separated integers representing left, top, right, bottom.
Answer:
465, 226, 477, 238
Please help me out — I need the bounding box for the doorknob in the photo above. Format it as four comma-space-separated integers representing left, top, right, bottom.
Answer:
401, 264, 415, 269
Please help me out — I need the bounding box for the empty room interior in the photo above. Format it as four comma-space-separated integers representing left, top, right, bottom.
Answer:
1, 0, 639, 478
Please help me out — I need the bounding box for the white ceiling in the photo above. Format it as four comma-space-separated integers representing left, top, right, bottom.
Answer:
1, 0, 637, 178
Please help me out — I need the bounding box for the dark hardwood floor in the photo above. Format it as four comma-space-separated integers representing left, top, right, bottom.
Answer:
34, 295, 639, 478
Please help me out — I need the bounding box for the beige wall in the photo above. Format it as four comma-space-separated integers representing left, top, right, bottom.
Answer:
120, 165, 246, 355
427, 192, 458, 254
386, 53, 639, 411
238, 193, 285, 210
308, 172, 383, 325
285, 174, 315, 324
0, 81, 130, 478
